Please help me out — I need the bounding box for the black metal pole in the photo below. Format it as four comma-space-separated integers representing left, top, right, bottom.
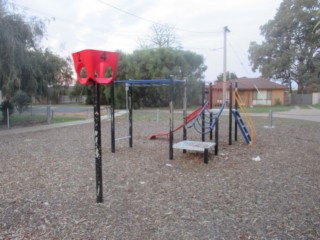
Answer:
183, 80, 187, 153
111, 82, 115, 153
229, 82, 232, 145
169, 77, 174, 160
94, 82, 103, 203
209, 83, 213, 141
129, 84, 133, 148
202, 81, 205, 142
235, 81, 238, 142
215, 117, 219, 155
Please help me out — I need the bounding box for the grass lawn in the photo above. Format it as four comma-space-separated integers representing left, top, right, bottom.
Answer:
0, 112, 87, 128
245, 105, 294, 113
52, 116, 86, 124
312, 103, 320, 109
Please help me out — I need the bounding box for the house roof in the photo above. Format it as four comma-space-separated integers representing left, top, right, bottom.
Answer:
212, 77, 288, 90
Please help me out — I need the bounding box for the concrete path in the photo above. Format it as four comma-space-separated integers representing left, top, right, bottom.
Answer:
252, 106, 320, 123
0, 110, 127, 136
1, 107, 319, 136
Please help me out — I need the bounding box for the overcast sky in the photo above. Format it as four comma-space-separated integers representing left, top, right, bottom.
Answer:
14, 0, 283, 81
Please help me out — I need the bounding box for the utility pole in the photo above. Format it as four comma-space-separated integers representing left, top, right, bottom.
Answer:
223, 26, 230, 103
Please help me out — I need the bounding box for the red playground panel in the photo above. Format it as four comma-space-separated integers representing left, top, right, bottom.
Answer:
72, 49, 119, 85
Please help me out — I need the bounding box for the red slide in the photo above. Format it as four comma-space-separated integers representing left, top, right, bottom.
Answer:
148, 106, 203, 140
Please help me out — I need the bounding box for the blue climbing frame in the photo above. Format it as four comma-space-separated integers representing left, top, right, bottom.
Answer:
111, 78, 185, 159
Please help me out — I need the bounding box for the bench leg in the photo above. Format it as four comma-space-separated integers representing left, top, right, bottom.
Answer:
204, 149, 208, 164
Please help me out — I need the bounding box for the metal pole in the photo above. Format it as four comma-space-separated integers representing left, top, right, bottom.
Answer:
215, 117, 219, 155
269, 110, 273, 127
222, 26, 230, 103
229, 82, 232, 145
47, 105, 51, 124
111, 83, 115, 153
202, 81, 205, 142
129, 84, 133, 148
125, 83, 129, 113
7, 108, 9, 129
235, 81, 238, 141
94, 82, 103, 203
169, 76, 174, 160
209, 82, 213, 141
183, 80, 187, 153
156, 109, 160, 123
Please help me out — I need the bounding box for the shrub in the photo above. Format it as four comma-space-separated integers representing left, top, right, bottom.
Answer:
12, 90, 31, 115
0, 97, 14, 123
275, 98, 282, 106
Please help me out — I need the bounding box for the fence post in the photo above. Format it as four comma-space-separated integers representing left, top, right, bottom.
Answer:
156, 109, 160, 123
47, 105, 51, 124
264, 110, 275, 128
7, 108, 10, 129
269, 110, 274, 128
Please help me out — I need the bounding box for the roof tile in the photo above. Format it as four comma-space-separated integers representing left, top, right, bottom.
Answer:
212, 77, 288, 90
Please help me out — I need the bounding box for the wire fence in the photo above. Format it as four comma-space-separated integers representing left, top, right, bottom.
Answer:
0, 105, 99, 130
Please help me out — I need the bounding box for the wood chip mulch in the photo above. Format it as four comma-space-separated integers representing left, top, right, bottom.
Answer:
1, 113, 320, 239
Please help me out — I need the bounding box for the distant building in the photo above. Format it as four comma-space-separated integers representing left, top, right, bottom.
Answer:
211, 77, 288, 106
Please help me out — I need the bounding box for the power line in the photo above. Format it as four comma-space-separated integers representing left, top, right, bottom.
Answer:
14, 3, 150, 39
227, 39, 251, 76
97, 0, 154, 24
97, 0, 222, 35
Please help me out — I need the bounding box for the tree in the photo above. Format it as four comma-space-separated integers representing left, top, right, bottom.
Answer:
139, 23, 181, 49
39, 50, 73, 103
12, 90, 31, 115
122, 48, 206, 107
248, 0, 320, 93
0, 1, 72, 102
0, 0, 45, 96
216, 71, 238, 82
0, 95, 14, 123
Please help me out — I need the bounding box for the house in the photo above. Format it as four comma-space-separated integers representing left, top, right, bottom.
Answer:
211, 77, 288, 107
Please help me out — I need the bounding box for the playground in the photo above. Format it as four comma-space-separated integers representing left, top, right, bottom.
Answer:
1, 110, 320, 239
1, 49, 320, 239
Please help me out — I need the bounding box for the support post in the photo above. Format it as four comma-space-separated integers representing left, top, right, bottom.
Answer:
128, 84, 133, 148
183, 80, 187, 153
94, 82, 103, 203
204, 149, 209, 164
229, 82, 232, 145
201, 81, 205, 142
156, 109, 160, 123
264, 110, 275, 128
235, 81, 238, 141
222, 26, 230, 103
125, 83, 129, 112
209, 83, 213, 140
269, 110, 273, 127
110, 82, 115, 153
215, 117, 219, 155
47, 105, 51, 124
7, 108, 9, 129
169, 77, 174, 160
